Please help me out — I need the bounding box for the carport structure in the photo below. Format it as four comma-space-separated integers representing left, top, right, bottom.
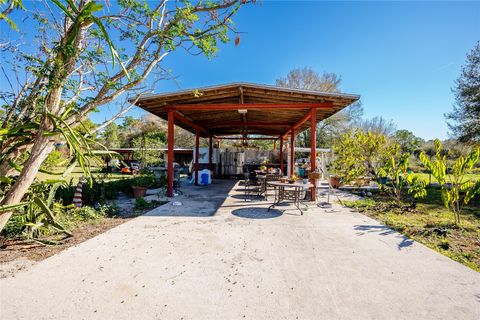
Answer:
133, 83, 359, 198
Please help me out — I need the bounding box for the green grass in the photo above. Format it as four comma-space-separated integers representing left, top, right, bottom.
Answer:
343, 188, 480, 271
416, 173, 480, 184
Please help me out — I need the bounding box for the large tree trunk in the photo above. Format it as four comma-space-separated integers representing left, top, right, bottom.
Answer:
0, 83, 63, 232
0, 134, 54, 231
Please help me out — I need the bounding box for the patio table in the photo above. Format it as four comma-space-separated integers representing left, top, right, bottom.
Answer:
267, 181, 313, 215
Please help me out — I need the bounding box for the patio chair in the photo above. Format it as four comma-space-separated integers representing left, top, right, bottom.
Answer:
243, 172, 262, 201
264, 173, 282, 200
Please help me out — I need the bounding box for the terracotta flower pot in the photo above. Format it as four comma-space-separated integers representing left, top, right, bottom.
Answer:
132, 186, 147, 198
329, 176, 342, 188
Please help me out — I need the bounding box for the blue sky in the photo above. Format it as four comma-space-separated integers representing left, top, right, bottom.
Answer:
100, 0, 479, 140
3, 1, 480, 140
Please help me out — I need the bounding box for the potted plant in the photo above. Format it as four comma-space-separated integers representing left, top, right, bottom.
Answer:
329, 175, 342, 188
131, 175, 154, 198
132, 185, 147, 198
327, 153, 365, 188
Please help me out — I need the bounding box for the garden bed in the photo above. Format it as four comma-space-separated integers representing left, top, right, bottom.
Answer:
343, 188, 480, 271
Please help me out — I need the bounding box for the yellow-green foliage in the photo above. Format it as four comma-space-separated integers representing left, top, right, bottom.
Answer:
332, 129, 426, 201
331, 129, 388, 183
420, 139, 480, 225
379, 144, 427, 201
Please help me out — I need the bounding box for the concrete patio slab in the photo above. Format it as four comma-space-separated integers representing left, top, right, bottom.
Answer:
1, 179, 479, 319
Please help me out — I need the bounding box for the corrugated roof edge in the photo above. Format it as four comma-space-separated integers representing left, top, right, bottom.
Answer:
130, 82, 360, 103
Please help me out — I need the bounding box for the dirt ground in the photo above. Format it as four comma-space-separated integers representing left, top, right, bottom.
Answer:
0, 217, 130, 278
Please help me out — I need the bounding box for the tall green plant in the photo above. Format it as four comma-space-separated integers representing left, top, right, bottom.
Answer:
420, 139, 480, 225
379, 144, 426, 203
330, 130, 365, 183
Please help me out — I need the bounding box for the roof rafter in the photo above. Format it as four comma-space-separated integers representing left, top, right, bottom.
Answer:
164, 103, 333, 111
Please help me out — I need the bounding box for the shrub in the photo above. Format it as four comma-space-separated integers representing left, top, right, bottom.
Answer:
134, 197, 150, 210
56, 173, 167, 206
3, 214, 24, 238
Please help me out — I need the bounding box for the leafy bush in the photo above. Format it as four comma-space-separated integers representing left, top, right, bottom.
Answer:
134, 197, 150, 210
3, 214, 25, 238
134, 197, 165, 211
56, 173, 166, 206
71, 206, 103, 220
3, 204, 108, 239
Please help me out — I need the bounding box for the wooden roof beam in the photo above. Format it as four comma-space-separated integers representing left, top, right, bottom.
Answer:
174, 112, 210, 136
214, 136, 279, 140
206, 121, 292, 128
281, 108, 316, 139
165, 102, 334, 111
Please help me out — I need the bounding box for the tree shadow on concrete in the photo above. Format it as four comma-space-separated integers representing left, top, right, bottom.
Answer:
353, 224, 414, 250
229, 194, 265, 201
232, 207, 283, 219
144, 179, 237, 217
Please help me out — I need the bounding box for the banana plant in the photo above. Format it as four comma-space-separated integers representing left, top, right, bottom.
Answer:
420, 139, 480, 225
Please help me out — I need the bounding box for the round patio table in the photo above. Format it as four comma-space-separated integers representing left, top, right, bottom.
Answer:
267, 181, 313, 215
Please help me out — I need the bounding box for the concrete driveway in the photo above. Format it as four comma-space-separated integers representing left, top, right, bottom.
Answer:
1, 179, 479, 319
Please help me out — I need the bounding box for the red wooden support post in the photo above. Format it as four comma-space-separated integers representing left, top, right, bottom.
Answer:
208, 136, 213, 172
167, 111, 174, 197
195, 129, 200, 186
310, 108, 316, 201
290, 128, 295, 176
279, 137, 284, 175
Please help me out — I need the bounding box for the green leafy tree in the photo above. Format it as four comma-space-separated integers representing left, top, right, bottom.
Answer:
101, 123, 120, 149
394, 129, 423, 154
330, 129, 387, 183
445, 41, 480, 143
330, 130, 365, 183
132, 131, 167, 166
0, 0, 251, 232
420, 139, 480, 225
